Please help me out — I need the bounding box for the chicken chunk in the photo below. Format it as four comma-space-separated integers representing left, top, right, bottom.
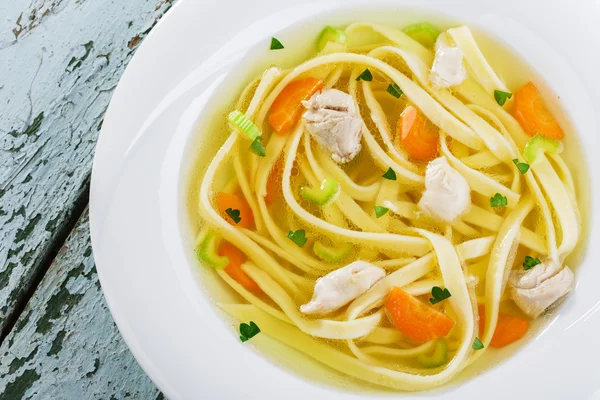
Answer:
509, 265, 574, 319
429, 34, 467, 89
418, 157, 471, 222
300, 260, 385, 315
302, 89, 363, 163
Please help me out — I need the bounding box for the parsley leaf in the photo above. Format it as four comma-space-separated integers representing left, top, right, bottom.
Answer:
472, 337, 484, 350
240, 321, 261, 342
270, 37, 284, 50
382, 167, 397, 181
490, 193, 508, 207
249, 137, 266, 157
429, 286, 452, 305
287, 229, 307, 247
356, 68, 373, 81
523, 255, 542, 270
512, 158, 530, 174
374, 205, 389, 218
225, 208, 241, 224
494, 90, 512, 106
386, 83, 403, 98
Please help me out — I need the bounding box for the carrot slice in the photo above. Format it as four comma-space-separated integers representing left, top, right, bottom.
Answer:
386, 287, 455, 343
216, 192, 254, 229
478, 305, 529, 348
396, 105, 439, 161
268, 78, 323, 135
513, 82, 564, 140
218, 242, 263, 295
264, 159, 282, 205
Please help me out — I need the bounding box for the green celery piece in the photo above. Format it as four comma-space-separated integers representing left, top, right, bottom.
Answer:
316, 26, 347, 52
417, 340, 448, 368
313, 241, 353, 263
403, 22, 440, 48
523, 134, 563, 164
300, 178, 339, 206
228, 110, 261, 141
196, 232, 229, 268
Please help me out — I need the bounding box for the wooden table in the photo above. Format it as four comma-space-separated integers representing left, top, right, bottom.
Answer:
0, 0, 174, 398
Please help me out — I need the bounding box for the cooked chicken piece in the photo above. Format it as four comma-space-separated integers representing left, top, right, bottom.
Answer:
509, 265, 574, 319
429, 34, 467, 89
509, 258, 562, 290
418, 157, 471, 222
300, 260, 385, 315
302, 89, 363, 163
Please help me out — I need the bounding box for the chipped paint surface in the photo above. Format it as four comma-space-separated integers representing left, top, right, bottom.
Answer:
0, 0, 174, 333
0, 212, 162, 399
0, 0, 175, 397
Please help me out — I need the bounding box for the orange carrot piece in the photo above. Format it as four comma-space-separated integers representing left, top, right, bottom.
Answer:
478, 305, 529, 348
264, 159, 282, 205
219, 242, 263, 295
386, 287, 455, 343
268, 78, 323, 135
216, 192, 254, 229
513, 82, 564, 140
396, 105, 439, 161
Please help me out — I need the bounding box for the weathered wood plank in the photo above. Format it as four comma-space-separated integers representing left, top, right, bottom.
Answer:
0, 0, 176, 335
0, 211, 162, 399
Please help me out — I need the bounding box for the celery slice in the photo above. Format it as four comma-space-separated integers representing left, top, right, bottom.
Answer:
300, 178, 340, 206
196, 232, 229, 268
417, 340, 448, 368
523, 134, 563, 164
403, 22, 440, 48
228, 110, 261, 141
313, 241, 353, 263
316, 26, 347, 52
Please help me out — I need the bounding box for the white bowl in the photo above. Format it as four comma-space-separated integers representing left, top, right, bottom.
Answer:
90, 0, 600, 398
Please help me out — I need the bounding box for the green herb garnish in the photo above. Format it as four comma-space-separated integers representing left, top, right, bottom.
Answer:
270, 37, 284, 50
386, 83, 403, 98
523, 256, 542, 270
512, 158, 530, 174
494, 90, 512, 106
382, 167, 397, 181
356, 68, 373, 82
249, 137, 266, 157
490, 193, 508, 208
240, 321, 261, 342
472, 337, 484, 350
225, 208, 241, 224
287, 229, 307, 247
429, 286, 452, 305
374, 206, 389, 218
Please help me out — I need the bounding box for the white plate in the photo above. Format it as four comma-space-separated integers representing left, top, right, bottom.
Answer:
90, 0, 600, 398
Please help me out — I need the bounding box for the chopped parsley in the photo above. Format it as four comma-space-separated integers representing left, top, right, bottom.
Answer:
429, 286, 452, 305
494, 90, 512, 106
239, 321, 261, 342
356, 68, 373, 82
472, 337, 484, 350
512, 158, 530, 174
225, 208, 241, 224
490, 193, 508, 208
523, 256, 542, 270
249, 137, 266, 157
287, 229, 307, 247
382, 167, 397, 181
374, 205, 389, 218
270, 37, 284, 50
386, 83, 403, 98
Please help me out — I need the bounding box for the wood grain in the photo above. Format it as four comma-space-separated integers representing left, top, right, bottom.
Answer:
0, 211, 162, 399
0, 0, 175, 334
